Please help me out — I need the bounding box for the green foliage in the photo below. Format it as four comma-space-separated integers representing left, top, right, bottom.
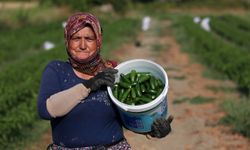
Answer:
202, 69, 228, 80
172, 15, 250, 95
173, 96, 214, 104
210, 15, 250, 51
0, 0, 35, 1
109, 0, 129, 15
189, 96, 214, 104
40, 0, 93, 11
172, 14, 250, 139
221, 99, 250, 138
16, 10, 30, 26
151, 43, 163, 52
39, 0, 130, 14
0, 20, 65, 66
206, 85, 236, 94
171, 75, 186, 80
168, 0, 250, 9
0, 52, 53, 149
133, 0, 158, 3
173, 97, 189, 104
101, 17, 140, 58
0, 20, 10, 31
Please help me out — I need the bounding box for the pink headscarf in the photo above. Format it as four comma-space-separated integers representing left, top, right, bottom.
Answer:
64, 12, 102, 52
64, 12, 112, 75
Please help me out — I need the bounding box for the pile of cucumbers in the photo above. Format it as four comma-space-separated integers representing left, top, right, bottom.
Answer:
112, 69, 164, 105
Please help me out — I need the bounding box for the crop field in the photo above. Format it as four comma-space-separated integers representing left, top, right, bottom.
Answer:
173, 15, 250, 95
0, 0, 250, 149
172, 14, 250, 140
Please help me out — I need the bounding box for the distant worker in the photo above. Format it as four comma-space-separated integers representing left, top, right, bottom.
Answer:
142, 16, 151, 31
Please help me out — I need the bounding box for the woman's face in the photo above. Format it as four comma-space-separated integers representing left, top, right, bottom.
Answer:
69, 26, 97, 61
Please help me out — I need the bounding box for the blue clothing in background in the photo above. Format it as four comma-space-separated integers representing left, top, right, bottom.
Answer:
37, 60, 124, 148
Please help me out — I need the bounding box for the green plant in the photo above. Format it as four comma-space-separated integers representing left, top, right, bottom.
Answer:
189, 96, 214, 104
16, 10, 30, 26
173, 97, 189, 104
220, 99, 250, 138
206, 85, 236, 93
210, 15, 250, 50
151, 44, 163, 52
110, 0, 129, 15
0, 20, 64, 66
171, 75, 186, 80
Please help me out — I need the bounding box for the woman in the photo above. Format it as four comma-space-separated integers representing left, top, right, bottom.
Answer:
37, 12, 172, 150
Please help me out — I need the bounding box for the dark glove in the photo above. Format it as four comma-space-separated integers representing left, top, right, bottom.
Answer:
83, 68, 118, 91
149, 115, 173, 138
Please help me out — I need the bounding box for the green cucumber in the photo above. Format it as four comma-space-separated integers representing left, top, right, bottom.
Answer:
130, 70, 137, 82
150, 76, 156, 90
138, 74, 150, 83
112, 84, 119, 98
118, 88, 125, 100
131, 87, 137, 98
140, 84, 146, 93
135, 83, 142, 97
120, 73, 131, 83
119, 81, 131, 89
121, 88, 131, 102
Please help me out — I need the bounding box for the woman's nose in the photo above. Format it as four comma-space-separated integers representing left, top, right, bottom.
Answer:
79, 39, 86, 50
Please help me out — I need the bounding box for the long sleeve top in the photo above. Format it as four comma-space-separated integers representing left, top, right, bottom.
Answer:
37, 60, 124, 148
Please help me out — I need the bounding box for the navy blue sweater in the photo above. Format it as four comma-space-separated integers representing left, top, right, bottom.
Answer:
37, 60, 124, 148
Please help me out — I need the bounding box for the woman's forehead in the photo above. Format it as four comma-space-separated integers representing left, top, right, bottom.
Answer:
72, 27, 95, 36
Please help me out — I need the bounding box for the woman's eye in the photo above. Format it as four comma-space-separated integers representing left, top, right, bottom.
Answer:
71, 37, 81, 41
85, 37, 95, 41
71, 36, 96, 42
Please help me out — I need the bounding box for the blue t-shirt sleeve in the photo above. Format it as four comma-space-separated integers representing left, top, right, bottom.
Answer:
37, 61, 62, 120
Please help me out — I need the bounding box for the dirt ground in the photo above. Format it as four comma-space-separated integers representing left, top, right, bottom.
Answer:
27, 17, 250, 150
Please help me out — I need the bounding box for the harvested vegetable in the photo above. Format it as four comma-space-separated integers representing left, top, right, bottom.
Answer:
112, 70, 164, 105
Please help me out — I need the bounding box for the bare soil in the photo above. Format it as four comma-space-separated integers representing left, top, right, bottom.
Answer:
27, 17, 250, 150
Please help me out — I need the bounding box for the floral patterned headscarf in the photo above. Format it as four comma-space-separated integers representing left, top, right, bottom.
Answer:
64, 12, 102, 52
64, 12, 112, 75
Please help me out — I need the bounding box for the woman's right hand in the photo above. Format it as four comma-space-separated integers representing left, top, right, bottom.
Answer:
83, 68, 118, 91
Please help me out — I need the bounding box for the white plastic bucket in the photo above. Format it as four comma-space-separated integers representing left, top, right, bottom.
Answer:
107, 59, 169, 133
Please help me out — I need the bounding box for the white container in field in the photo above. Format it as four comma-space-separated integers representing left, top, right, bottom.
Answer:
107, 59, 169, 133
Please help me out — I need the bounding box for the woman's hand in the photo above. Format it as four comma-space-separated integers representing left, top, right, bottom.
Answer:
149, 115, 173, 138
83, 68, 118, 91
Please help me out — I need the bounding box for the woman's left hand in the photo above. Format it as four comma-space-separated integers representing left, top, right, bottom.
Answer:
149, 115, 173, 138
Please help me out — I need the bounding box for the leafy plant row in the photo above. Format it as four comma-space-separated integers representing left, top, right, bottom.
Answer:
0, 46, 65, 117
173, 15, 250, 95
0, 48, 64, 149
210, 15, 250, 50
215, 15, 250, 32
0, 20, 64, 67
0, 97, 37, 145
172, 15, 250, 139
221, 99, 250, 138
